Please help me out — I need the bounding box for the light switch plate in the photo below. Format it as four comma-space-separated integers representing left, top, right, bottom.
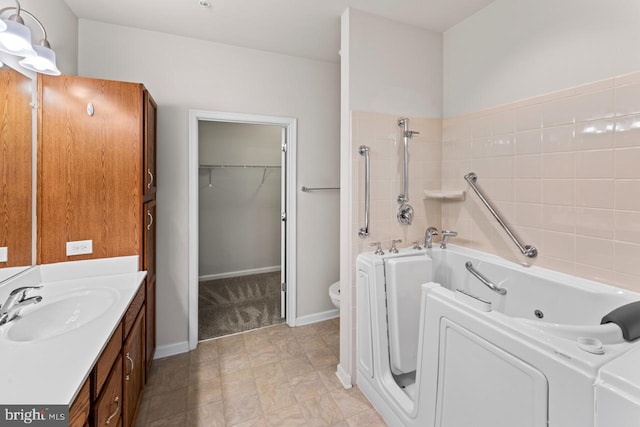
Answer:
0, 247, 7, 262
66, 240, 93, 256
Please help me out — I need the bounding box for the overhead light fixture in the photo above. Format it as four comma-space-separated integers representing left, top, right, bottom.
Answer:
0, 0, 60, 75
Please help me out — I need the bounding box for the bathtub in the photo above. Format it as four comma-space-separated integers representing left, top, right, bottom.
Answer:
356, 245, 640, 427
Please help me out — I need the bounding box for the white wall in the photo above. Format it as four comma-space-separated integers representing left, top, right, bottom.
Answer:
339, 8, 443, 386
443, 0, 640, 117
348, 8, 443, 117
198, 122, 281, 277
78, 19, 340, 349
20, 0, 78, 75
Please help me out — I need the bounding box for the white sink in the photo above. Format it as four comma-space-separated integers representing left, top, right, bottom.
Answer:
6, 288, 117, 343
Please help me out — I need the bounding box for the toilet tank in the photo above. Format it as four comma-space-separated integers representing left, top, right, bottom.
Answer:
386, 255, 433, 375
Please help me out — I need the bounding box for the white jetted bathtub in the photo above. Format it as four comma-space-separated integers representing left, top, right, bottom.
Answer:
356, 245, 640, 427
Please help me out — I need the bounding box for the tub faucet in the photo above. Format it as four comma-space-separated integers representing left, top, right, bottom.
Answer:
0, 286, 43, 325
440, 230, 458, 249
369, 242, 384, 255
425, 227, 439, 249
390, 239, 402, 254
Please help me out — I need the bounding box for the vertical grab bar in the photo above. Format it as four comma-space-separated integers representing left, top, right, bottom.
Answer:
358, 145, 370, 238
464, 172, 538, 258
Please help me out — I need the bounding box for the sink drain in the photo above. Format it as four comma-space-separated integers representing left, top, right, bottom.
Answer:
534, 310, 544, 319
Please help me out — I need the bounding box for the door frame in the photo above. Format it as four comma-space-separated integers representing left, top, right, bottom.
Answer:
187, 110, 297, 350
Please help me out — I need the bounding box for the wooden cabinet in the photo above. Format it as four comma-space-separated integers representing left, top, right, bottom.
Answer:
123, 309, 145, 427
90, 284, 146, 427
37, 75, 143, 264
143, 200, 156, 282
145, 277, 156, 378
94, 354, 123, 427
37, 74, 156, 427
69, 379, 90, 427
0, 68, 32, 268
37, 75, 157, 420
143, 91, 157, 199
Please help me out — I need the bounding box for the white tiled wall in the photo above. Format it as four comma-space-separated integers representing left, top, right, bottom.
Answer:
442, 70, 640, 292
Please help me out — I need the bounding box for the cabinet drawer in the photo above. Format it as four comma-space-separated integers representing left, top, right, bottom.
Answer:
69, 378, 90, 427
94, 354, 123, 427
123, 284, 144, 338
92, 323, 123, 399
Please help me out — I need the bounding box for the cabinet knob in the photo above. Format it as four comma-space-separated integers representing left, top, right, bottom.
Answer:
147, 211, 153, 230
147, 169, 154, 189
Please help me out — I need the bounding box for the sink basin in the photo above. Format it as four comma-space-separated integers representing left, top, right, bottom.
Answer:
6, 288, 117, 343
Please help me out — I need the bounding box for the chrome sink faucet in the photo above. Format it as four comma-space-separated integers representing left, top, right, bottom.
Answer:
440, 230, 458, 249
0, 286, 43, 326
425, 227, 439, 249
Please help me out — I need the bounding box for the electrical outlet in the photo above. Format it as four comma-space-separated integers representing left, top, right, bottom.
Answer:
66, 240, 93, 256
0, 247, 7, 262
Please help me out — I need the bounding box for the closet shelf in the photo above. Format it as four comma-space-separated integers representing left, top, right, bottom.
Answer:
423, 190, 466, 201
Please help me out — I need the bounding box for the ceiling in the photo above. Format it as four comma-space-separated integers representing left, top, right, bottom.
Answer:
63, 0, 495, 63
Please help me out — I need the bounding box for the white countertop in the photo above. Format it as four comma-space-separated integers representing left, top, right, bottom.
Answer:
0, 256, 146, 405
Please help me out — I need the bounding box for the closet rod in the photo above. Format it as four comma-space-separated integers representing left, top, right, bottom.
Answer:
301, 186, 340, 192
199, 164, 281, 169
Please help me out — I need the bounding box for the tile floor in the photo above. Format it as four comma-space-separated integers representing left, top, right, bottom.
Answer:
136, 318, 388, 426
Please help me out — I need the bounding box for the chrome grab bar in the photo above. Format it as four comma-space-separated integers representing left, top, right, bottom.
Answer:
301, 186, 340, 192
358, 145, 370, 238
464, 172, 538, 258
465, 261, 507, 295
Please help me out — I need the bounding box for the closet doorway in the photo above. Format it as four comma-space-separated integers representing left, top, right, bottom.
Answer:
188, 111, 297, 349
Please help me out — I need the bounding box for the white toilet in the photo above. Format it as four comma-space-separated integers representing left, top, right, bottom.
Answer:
329, 281, 340, 308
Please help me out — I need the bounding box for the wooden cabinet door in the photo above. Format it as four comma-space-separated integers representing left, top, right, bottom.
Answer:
143, 91, 156, 198
69, 379, 90, 427
37, 75, 143, 264
0, 68, 32, 268
123, 309, 145, 427
93, 354, 122, 427
143, 200, 156, 281
145, 277, 156, 379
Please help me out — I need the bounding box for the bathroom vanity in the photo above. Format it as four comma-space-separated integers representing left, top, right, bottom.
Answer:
0, 257, 146, 427
0, 69, 157, 427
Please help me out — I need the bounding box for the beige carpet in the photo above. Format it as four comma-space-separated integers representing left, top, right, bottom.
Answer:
198, 271, 283, 340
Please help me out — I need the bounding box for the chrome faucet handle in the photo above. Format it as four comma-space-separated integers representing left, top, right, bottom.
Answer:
412, 241, 422, 250
440, 230, 458, 249
390, 239, 402, 254
2, 285, 43, 310
369, 242, 384, 256
0, 295, 42, 325
425, 226, 439, 249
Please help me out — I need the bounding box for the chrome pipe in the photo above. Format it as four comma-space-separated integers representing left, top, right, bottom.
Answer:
397, 118, 410, 203
465, 262, 507, 295
301, 186, 340, 192
358, 145, 370, 238
464, 172, 538, 258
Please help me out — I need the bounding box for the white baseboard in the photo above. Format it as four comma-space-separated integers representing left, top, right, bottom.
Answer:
294, 308, 339, 327
154, 341, 190, 359
336, 363, 353, 389
199, 265, 281, 281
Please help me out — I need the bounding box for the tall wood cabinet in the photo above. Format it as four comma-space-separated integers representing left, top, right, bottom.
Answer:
37, 74, 157, 427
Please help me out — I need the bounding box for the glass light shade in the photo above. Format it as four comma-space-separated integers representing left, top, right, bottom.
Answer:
19, 44, 60, 75
0, 19, 36, 57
